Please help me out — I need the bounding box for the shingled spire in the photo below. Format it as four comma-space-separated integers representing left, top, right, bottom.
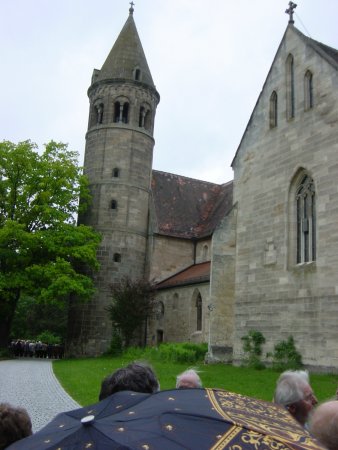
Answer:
95, 9, 155, 87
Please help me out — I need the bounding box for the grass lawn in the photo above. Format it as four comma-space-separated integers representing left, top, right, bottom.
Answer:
53, 357, 338, 406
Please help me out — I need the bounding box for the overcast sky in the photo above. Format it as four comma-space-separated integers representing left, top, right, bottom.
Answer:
1, 0, 337, 184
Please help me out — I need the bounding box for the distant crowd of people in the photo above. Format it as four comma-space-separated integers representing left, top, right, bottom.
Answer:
2, 364, 338, 449
9, 340, 65, 359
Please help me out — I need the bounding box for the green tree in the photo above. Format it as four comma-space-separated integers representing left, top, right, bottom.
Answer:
107, 277, 156, 348
0, 140, 101, 348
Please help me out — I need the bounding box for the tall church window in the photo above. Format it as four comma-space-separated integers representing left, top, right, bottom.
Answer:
304, 70, 313, 110
286, 54, 295, 120
202, 244, 209, 261
269, 91, 278, 128
196, 294, 202, 331
296, 174, 316, 263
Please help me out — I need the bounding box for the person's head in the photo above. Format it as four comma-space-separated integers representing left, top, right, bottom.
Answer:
273, 370, 317, 426
99, 361, 160, 400
0, 403, 32, 450
310, 400, 338, 449
176, 369, 202, 389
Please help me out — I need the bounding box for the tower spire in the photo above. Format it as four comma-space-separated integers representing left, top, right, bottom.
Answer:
129, 1, 135, 15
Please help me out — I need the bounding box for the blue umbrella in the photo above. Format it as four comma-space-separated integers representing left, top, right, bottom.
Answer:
8, 388, 325, 450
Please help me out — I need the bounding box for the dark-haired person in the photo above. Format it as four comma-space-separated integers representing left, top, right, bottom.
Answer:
99, 361, 160, 400
0, 403, 32, 450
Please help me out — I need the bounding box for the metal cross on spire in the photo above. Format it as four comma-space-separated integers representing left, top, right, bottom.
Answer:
129, 1, 135, 15
285, 1, 297, 24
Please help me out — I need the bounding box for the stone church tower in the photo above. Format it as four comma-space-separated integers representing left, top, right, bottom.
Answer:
68, 5, 159, 355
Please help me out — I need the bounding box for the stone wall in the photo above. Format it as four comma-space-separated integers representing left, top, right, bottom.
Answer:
147, 283, 210, 344
232, 26, 338, 369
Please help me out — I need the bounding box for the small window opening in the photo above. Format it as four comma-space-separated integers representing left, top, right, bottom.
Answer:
113, 253, 121, 262
135, 69, 141, 81
286, 54, 295, 120
196, 294, 202, 331
304, 70, 313, 110
269, 91, 278, 128
111, 199, 117, 210
112, 168, 119, 178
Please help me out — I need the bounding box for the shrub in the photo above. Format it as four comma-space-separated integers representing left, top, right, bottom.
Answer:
241, 330, 266, 369
269, 336, 303, 371
116, 343, 207, 365
107, 329, 123, 356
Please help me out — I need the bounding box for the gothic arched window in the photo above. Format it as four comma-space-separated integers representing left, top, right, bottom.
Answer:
196, 294, 202, 331
286, 54, 295, 120
304, 70, 313, 110
296, 174, 316, 263
269, 91, 278, 128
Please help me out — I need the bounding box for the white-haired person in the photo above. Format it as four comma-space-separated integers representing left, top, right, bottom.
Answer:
176, 368, 202, 389
273, 370, 317, 427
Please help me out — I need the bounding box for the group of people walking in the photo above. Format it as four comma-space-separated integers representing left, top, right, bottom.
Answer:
8, 340, 64, 360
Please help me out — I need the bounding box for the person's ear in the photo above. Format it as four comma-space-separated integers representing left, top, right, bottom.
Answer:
287, 404, 297, 415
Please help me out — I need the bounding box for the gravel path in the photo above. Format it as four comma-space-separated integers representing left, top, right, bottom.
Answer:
0, 359, 80, 431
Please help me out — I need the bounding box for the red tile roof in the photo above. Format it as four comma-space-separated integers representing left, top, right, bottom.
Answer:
155, 261, 210, 290
151, 171, 233, 239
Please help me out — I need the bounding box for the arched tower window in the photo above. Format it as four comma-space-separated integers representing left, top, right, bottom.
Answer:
139, 105, 152, 130
114, 101, 129, 124
286, 54, 295, 120
296, 174, 316, 263
112, 168, 120, 178
196, 294, 202, 331
304, 70, 313, 110
110, 199, 117, 210
202, 244, 209, 261
144, 110, 151, 131
269, 91, 278, 128
114, 102, 121, 123
139, 106, 145, 127
122, 103, 129, 123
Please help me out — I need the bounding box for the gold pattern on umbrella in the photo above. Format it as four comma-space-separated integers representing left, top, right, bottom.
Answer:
207, 389, 323, 450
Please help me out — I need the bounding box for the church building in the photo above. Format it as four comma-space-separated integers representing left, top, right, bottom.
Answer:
68, 3, 338, 370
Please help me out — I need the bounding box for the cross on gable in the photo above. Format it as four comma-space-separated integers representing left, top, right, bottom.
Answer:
285, 1, 297, 24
